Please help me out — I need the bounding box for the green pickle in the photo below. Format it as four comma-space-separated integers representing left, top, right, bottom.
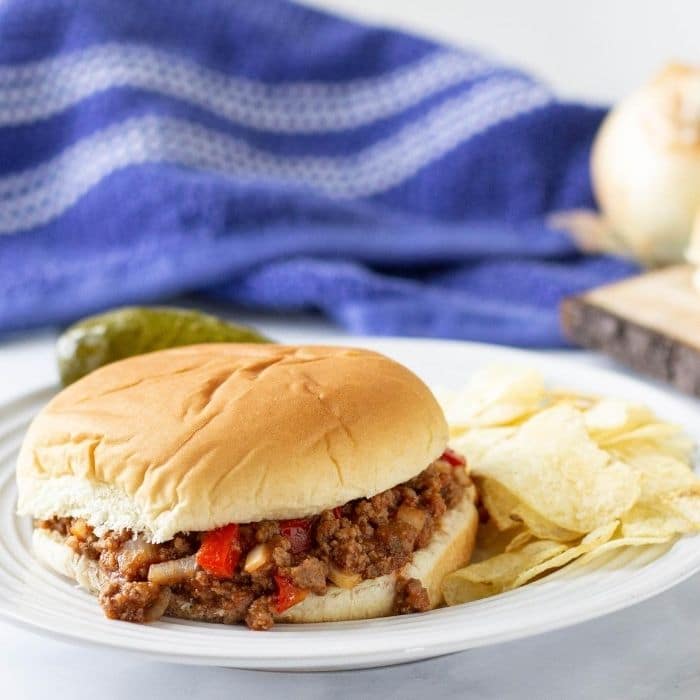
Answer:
57, 306, 271, 385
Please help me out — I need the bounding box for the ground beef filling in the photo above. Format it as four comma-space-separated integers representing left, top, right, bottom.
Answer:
39, 458, 471, 630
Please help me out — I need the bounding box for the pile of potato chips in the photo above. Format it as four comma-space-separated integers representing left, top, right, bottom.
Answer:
438, 365, 700, 605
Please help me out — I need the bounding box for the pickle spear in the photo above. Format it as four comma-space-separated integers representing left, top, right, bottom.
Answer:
57, 306, 271, 385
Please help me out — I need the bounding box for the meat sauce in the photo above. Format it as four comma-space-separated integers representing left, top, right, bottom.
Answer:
39, 453, 471, 630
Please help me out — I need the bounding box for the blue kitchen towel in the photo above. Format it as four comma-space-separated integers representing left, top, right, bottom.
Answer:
0, 0, 638, 346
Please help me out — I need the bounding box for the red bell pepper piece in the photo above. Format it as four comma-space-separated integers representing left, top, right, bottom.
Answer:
273, 574, 308, 613
196, 523, 241, 578
279, 518, 312, 555
333, 506, 342, 519
440, 448, 467, 467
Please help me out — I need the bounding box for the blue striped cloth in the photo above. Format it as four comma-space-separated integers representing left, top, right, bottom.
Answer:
0, 0, 637, 346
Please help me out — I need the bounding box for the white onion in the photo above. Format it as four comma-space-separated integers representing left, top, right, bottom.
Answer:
590, 64, 700, 264
396, 505, 426, 532
684, 211, 700, 292
144, 588, 172, 622
243, 544, 270, 573
328, 565, 361, 589
117, 537, 159, 575
147, 555, 198, 585
693, 261, 700, 294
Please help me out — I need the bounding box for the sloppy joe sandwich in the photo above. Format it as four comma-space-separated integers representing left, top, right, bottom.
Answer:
17, 344, 478, 629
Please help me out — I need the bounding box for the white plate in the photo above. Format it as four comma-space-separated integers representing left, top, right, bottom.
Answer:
1, 337, 700, 671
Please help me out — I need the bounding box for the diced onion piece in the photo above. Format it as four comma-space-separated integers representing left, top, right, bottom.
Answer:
70, 519, 90, 540
147, 555, 198, 585
328, 565, 361, 589
243, 544, 270, 573
117, 538, 159, 575
144, 588, 172, 622
396, 504, 427, 532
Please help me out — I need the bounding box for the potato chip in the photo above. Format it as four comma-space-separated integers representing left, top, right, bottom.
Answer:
584, 399, 655, 441
475, 478, 579, 542
622, 490, 700, 538
442, 540, 568, 604
443, 523, 671, 604
510, 521, 619, 588
667, 492, 700, 527
510, 501, 580, 542
441, 365, 545, 431
621, 503, 694, 538
440, 364, 699, 605
476, 477, 521, 531
472, 520, 525, 562
610, 450, 700, 541
583, 398, 693, 463
546, 388, 599, 411
619, 452, 699, 503
472, 406, 640, 533
505, 530, 534, 552
569, 534, 676, 571
450, 426, 517, 463
604, 426, 694, 465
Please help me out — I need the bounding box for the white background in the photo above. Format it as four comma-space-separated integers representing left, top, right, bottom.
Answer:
3, 1, 700, 698
303, 0, 700, 103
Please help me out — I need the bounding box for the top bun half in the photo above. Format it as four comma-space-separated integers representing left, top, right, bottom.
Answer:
17, 344, 448, 542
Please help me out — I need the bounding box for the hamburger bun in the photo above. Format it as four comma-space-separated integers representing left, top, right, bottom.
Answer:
17, 344, 449, 541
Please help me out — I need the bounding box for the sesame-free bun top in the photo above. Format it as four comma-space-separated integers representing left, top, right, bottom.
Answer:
17, 344, 448, 542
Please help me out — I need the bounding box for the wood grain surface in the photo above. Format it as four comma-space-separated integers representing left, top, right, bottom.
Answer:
561, 265, 700, 397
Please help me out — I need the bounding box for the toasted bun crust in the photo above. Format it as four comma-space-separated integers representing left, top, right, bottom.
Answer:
17, 344, 448, 542
32, 489, 478, 624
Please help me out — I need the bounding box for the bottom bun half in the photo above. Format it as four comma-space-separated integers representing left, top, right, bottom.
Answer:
32, 490, 478, 625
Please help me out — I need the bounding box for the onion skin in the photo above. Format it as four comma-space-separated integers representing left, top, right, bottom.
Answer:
592, 64, 700, 265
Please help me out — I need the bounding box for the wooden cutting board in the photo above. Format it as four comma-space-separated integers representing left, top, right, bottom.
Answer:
560, 264, 700, 397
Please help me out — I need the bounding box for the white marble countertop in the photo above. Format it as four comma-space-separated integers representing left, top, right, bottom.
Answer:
1, 312, 699, 699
